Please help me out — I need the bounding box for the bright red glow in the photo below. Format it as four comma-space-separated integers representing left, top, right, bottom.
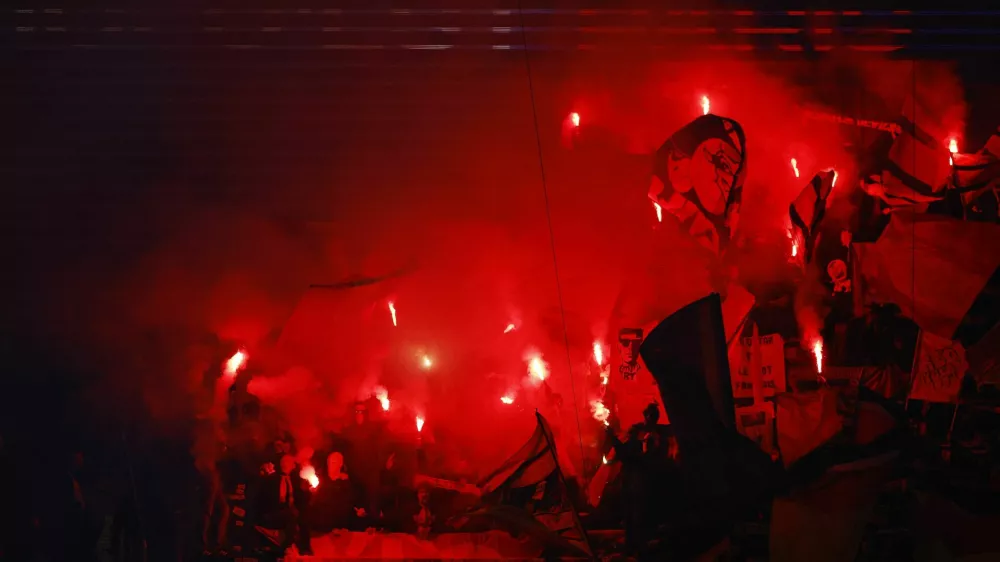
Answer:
416, 416, 425, 432
653, 201, 663, 222
375, 386, 390, 411
700, 95, 710, 116
503, 323, 516, 334
388, 301, 397, 327
593, 341, 604, 366
420, 355, 433, 369
300, 464, 319, 489
813, 340, 824, 374
569, 112, 580, 127
790, 157, 800, 178
224, 349, 247, 377
500, 392, 516, 405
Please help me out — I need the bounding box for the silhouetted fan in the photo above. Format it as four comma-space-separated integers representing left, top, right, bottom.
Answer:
639, 293, 776, 558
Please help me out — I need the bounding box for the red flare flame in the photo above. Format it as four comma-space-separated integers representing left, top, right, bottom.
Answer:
420, 355, 433, 369
812, 340, 824, 374
569, 112, 580, 127
224, 349, 247, 377
790, 158, 800, 178
300, 465, 319, 489
388, 301, 397, 327
416, 416, 425, 432
503, 323, 516, 334
500, 391, 516, 405
593, 341, 604, 366
526, 352, 548, 383
700, 95, 710, 116
590, 399, 611, 426
653, 201, 663, 223
375, 386, 390, 411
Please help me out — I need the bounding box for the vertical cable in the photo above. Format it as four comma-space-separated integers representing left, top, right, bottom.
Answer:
515, 1, 587, 466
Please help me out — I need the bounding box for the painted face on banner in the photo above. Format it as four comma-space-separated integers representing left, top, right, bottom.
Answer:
617, 328, 644, 381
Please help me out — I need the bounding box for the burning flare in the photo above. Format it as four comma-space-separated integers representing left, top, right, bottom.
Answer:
526, 351, 548, 383
420, 355, 433, 369
300, 464, 319, 489
569, 112, 580, 127
812, 339, 824, 374
700, 95, 710, 116
500, 391, 516, 405
224, 349, 247, 377
602, 455, 608, 465
388, 301, 398, 327
593, 341, 604, 366
790, 158, 800, 178
832, 169, 839, 188
503, 323, 516, 334
653, 201, 663, 223
590, 399, 611, 426
374, 386, 390, 411
416, 416, 425, 432
948, 137, 959, 166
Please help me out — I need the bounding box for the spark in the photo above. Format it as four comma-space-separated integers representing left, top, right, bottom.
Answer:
700, 95, 710, 116
504, 323, 516, 334
790, 158, 800, 178
224, 349, 247, 377
388, 301, 397, 327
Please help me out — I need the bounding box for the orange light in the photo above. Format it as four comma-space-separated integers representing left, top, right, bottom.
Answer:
569, 112, 580, 127
700, 95, 710, 116
388, 301, 397, 327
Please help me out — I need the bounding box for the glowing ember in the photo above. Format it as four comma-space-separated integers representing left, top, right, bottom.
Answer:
300, 465, 319, 489
500, 391, 516, 405
700, 95, 710, 116
602, 455, 608, 465
569, 112, 580, 127
224, 349, 247, 377
790, 158, 800, 178
590, 399, 611, 426
416, 416, 425, 432
504, 323, 516, 334
593, 341, 604, 366
526, 352, 548, 383
420, 355, 433, 369
653, 201, 663, 222
374, 386, 390, 411
388, 301, 397, 327
812, 340, 824, 374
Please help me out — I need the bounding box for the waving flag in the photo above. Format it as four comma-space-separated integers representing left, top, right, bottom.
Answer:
789, 169, 837, 264
649, 114, 747, 255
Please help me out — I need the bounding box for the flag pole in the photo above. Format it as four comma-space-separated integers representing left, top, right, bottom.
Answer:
535, 411, 597, 561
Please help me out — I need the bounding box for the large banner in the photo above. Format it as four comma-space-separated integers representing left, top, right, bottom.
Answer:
909, 330, 967, 403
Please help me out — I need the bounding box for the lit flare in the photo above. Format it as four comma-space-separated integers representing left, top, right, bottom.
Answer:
948, 137, 959, 166
504, 323, 516, 334
500, 391, 516, 405
569, 112, 580, 127
593, 341, 604, 366
224, 349, 247, 377
590, 399, 611, 427
421, 355, 433, 369
300, 465, 319, 489
526, 352, 548, 383
416, 416, 425, 432
700, 95, 710, 116
653, 201, 663, 223
790, 158, 800, 178
374, 386, 390, 411
812, 340, 824, 374
388, 301, 397, 327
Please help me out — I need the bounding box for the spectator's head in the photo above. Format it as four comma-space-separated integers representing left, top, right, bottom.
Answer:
643, 403, 660, 426
279, 454, 296, 475
274, 436, 291, 455
326, 452, 345, 478
354, 401, 368, 425
417, 484, 431, 506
